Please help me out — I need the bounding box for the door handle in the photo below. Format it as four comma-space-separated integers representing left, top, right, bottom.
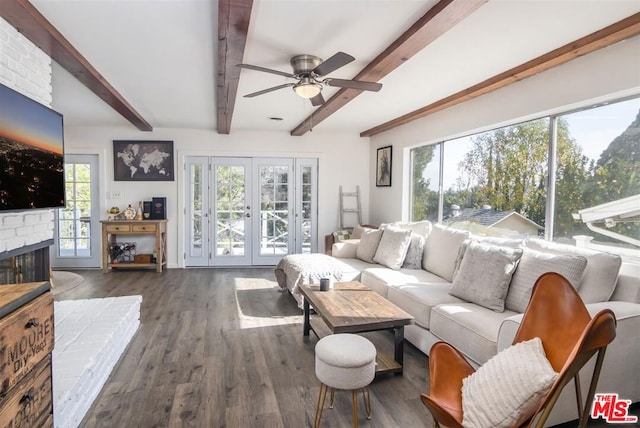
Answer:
246, 213, 251, 218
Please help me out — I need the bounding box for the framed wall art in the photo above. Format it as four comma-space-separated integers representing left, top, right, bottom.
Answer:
113, 140, 174, 181
376, 145, 392, 187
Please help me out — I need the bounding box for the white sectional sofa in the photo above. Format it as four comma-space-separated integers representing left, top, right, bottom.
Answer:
327, 221, 640, 427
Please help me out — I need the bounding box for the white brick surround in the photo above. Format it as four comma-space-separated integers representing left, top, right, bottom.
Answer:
0, 17, 55, 254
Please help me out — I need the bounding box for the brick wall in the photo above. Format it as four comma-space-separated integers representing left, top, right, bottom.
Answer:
0, 17, 55, 254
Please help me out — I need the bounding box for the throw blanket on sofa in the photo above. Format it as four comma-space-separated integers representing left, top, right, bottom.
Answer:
275, 253, 361, 307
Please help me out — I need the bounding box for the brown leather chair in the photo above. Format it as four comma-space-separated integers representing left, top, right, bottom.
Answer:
421, 272, 617, 428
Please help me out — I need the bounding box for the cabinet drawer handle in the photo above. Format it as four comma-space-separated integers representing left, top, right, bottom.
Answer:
20, 389, 35, 404
25, 318, 40, 328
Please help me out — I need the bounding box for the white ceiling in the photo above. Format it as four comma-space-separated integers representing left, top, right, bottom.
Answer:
30, 0, 640, 135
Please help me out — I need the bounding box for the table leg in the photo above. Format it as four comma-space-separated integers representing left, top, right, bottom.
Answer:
303, 299, 310, 336
394, 326, 405, 374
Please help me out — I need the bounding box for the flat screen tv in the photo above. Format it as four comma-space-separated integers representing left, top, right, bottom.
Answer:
0, 82, 65, 212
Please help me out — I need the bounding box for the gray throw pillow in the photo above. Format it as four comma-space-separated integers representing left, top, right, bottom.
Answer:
505, 249, 588, 313
373, 227, 412, 270
449, 241, 523, 312
356, 228, 384, 263
453, 237, 525, 279
402, 233, 426, 269
526, 238, 621, 303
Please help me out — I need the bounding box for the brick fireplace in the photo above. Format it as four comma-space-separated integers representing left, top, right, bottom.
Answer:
1, 16, 55, 286
0, 239, 53, 285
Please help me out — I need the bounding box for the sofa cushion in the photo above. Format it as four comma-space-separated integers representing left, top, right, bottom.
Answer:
360, 267, 445, 298
431, 302, 519, 365
527, 238, 622, 303
462, 337, 557, 428
450, 241, 523, 312
402, 233, 426, 269
332, 240, 360, 258
505, 249, 588, 313
373, 227, 412, 270
388, 282, 462, 329
423, 224, 471, 281
356, 228, 383, 263
386, 220, 432, 238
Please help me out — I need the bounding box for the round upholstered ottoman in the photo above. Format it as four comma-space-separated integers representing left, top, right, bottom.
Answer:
314, 333, 376, 428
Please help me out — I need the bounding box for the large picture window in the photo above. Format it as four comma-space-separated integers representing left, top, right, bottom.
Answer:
554, 98, 640, 258
410, 96, 640, 263
410, 144, 440, 222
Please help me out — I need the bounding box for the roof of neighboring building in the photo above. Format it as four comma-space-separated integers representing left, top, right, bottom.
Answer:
573, 194, 640, 224
443, 207, 544, 230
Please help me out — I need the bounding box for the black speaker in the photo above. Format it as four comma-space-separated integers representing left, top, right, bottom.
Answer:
151, 197, 166, 219
143, 201, 152, 219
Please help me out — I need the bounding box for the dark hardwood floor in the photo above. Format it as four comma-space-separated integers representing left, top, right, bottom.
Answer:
56, 268, 432, 427
56, 268, 639, 428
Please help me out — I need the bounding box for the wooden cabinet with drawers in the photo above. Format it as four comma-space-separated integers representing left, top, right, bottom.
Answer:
0, 282, 54, 427
101, 220, 167, 273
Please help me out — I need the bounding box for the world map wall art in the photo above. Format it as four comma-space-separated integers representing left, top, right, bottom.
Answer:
113, 140, 174, 181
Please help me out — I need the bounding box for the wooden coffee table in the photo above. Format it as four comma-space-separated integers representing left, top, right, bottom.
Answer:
299, 281, 414, 375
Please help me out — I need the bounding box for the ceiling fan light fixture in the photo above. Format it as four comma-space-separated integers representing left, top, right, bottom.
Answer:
293, 81, 322, 99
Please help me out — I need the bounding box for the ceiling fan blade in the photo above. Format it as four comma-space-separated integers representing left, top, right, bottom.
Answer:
237, 63, 295, 78
310, 93, 325, 106
324, 78, 382, 92
312, 52, 354, 76
243, 83, 295, 98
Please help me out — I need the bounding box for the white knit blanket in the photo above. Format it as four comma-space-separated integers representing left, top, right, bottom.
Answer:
274, 253, 360, 307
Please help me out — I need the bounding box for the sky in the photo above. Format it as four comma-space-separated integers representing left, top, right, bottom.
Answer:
0, 84, 64, 154
423, 97, 640, 191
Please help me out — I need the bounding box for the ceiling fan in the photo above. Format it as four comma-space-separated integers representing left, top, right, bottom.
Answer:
237, 52, 382, 106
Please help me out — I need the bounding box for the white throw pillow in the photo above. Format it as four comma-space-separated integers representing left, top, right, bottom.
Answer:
356, 228, 383, 263
449, 241, 523, 312
373, 227, 412, 270
505, 248, 588, 313
402, 233, 426, 269
462, 337, 558, 428
351, 224, 371, 239
423, 224, 471, 281
526, 238, 621, 303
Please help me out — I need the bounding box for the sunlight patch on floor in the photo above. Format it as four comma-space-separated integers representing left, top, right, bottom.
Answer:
234, 277, 302, 329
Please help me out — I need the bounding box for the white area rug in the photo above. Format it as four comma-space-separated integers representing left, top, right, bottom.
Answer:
50, 271, 85, 296
53, 295, 142, 428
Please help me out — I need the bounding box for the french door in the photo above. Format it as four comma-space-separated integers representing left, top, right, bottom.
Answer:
51, 154, 101, 268
185, 156, 317, 266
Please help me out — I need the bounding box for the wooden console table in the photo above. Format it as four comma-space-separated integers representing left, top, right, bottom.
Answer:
101, 220, 167, 273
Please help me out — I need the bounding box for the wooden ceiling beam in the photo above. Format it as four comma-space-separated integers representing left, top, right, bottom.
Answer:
0, 0, 152, 131
361, 12, 640, 137
290, 0, 488, 136
217, 0, 253, 134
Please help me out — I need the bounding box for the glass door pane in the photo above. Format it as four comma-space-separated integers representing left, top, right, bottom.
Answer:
295, 158, 317, 254
212, 158, 252, 266
51, 154, 100, 268
185, 157, 209, 266
253, 158, 293, 265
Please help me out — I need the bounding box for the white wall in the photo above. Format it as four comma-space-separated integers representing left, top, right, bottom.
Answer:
63, 126, 370, 267
0, 17, 55, 254
369, 36, 640, 226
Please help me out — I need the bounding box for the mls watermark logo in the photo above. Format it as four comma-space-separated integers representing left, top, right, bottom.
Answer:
591, 393, 638, 423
